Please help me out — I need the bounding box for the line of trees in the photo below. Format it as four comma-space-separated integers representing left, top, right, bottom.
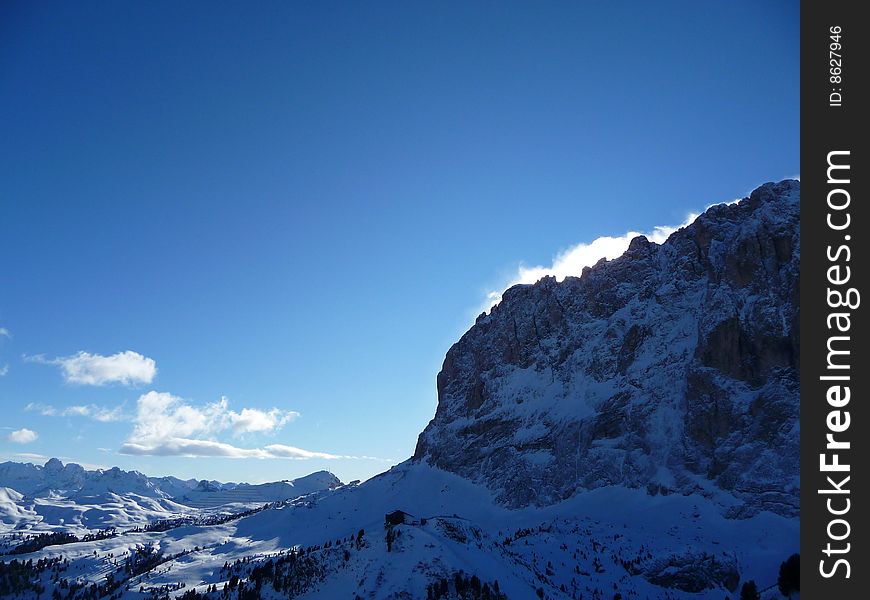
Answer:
426, 571, 507, 600
739, 553, 799, 599
5, 529, 117, 556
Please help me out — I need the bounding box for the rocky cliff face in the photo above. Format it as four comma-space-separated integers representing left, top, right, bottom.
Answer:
414, 180, 799, 517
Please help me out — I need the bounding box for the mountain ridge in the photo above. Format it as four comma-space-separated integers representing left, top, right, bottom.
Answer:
413, 179, 800, 518
0, 458, 342, 506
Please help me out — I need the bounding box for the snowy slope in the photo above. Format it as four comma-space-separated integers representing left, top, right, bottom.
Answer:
0, 487, 35, 528
4, 463, 796, 598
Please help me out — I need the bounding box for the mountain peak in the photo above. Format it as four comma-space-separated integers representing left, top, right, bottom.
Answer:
44, 457, 64, 471
414, 180, 799, 518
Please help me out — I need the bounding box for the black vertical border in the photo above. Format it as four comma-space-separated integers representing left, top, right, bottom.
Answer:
801, 1, 868, 597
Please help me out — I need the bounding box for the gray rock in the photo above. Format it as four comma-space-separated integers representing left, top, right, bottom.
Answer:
413, 180, 800, 517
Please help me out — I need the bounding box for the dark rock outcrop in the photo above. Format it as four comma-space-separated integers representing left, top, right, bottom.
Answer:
414, 180, 800, 517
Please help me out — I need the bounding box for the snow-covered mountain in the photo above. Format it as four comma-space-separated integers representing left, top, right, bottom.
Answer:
1, 462, 797, 599
0, 459, 340, 507
1, 181, 800, 599
415, 180, 799, 519
0, 459, 343, 536
0, 458, 175, 500
172, 471, 343, 508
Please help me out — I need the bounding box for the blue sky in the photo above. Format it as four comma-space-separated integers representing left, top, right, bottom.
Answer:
0, 1, 798, 484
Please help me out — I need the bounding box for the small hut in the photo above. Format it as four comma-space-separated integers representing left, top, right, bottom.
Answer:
384, 510, 414, 527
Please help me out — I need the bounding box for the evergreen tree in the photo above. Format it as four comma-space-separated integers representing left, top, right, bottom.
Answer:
740, 580, 760, 600
777, 554, 800, 598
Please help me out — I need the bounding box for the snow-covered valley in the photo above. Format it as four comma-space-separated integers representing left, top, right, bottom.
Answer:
1, 461, 796, 599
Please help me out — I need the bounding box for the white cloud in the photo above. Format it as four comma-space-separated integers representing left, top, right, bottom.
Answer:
483, 212, 704, 311
28, 350, 157, 386
117, 391, 338, 459
127, 392, 298, 442
0, 327, 9, 376
263, 444, 342, 459
229, 407, 297, 435
25, 402, 126, 422
24, 402, 57, 417
15, 452, 48, 461
7, 428, 38, 444
120, 438, 341, 460
81, 405, 125, 422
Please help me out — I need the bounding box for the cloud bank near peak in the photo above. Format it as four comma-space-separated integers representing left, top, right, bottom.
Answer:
483, 211, 704, 311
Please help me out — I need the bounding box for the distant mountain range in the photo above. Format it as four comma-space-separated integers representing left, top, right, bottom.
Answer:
0, 457, 341, 506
